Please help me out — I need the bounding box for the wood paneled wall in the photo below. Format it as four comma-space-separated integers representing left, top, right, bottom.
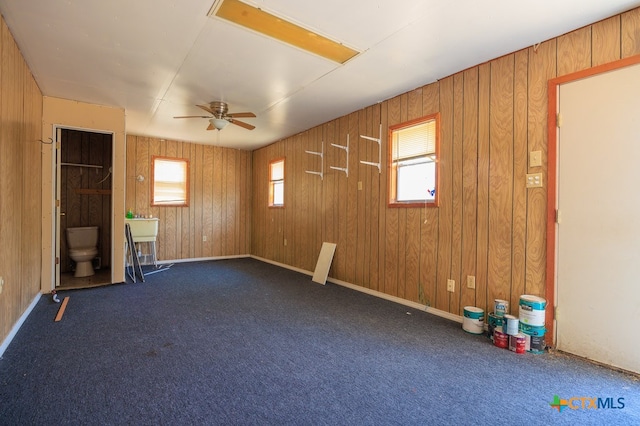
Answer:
0, 17, 43, 342
60, 129, 112, 272
126, 136, 251, 261
252, 8, 640, 317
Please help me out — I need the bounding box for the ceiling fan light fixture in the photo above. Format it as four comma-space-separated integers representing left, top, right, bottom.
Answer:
210, 117, 229, 130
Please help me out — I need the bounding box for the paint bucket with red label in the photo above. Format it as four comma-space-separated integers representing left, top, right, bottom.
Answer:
509, 333, 526, 354
493, 327, 508, 349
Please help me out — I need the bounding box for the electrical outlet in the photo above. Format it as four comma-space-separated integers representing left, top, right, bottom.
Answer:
202, 235, 207, 242
447, 279, 455, 292
358, 181, 363, 190
467, 275, 476, 289
0, 276, 4, 295
284, 238, 287, 246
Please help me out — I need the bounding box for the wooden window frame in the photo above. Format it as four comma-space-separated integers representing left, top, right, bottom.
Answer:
151, 156, 190, 207
269, 157, 285, 208
388, 113, 440, 208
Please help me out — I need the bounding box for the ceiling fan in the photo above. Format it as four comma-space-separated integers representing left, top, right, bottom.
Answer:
174, 101, 256, 131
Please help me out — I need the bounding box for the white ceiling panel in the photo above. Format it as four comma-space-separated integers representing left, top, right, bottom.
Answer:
1, 0, 639, 150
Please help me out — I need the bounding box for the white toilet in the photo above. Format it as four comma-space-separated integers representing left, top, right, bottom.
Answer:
66, 226, 99, 277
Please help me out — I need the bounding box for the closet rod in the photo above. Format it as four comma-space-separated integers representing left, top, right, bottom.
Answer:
60, 162, 103, 169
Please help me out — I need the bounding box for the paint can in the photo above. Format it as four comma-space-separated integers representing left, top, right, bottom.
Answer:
487, 312, 503, 340
462, 306, 485, 335
519, 295, 546, 326
509, 333, 526, 354
523, 334, 546, 354
493, 326, 508, 349
494, 299, 509, 317
519, 323, 546, 337
519, 322, 546, 354
504, 314, 520, 336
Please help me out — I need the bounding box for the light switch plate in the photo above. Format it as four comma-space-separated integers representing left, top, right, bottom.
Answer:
529, 150, 542, 168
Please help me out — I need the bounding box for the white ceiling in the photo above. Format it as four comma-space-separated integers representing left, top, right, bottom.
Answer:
1, 0, 638, 150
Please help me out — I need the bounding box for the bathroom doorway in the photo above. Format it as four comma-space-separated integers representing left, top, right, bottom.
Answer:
56, 127, 114, 289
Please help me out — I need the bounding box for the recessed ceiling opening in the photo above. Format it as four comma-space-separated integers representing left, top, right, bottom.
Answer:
209, 0, 359, 64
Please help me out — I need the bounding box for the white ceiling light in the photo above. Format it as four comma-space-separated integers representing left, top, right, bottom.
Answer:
210, 118, 229, 130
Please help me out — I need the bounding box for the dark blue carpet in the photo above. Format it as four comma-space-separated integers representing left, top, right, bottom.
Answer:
0, 258, 638, 425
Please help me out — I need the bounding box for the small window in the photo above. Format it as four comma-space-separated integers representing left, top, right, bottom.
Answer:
151, 156, 189, 207
269, 158, 285, 207
389, 113, 439, 207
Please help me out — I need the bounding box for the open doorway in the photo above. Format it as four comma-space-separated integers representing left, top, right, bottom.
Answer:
57, 128, 114, 289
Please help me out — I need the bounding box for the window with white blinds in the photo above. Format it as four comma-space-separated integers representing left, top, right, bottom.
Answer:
389, 113, 440, 206
152, 156, 189, 206
391, 120, 436, 161
269, 158, 285, 207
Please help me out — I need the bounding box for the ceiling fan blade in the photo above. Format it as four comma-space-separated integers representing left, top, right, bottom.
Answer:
206, 123, 215, 131
230, 119, 255, 130
227, 112, 256, 118
174, 115, 212, 119
197, 104, 215, 114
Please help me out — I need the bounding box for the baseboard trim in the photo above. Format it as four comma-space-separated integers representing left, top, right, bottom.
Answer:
159, 254, 251, 265
250, 255, 463, 324
0, 292, 41, 358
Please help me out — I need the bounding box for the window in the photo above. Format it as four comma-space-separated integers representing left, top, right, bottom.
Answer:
269, 158, 285, 207
151, 156, 189, 206
389, 113, 439, 207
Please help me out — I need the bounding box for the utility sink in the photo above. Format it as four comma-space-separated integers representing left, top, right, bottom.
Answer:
125, 218, 159, 242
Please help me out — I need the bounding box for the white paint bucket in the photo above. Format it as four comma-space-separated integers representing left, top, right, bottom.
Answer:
504, 314, 519, 336
462, 306, 484, 334
519, 295, 546, 326
494, 299, 509, 317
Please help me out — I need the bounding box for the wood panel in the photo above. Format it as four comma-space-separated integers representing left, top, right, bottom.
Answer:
384, 96, 401, 296
460, 68, 478, 311
526, 40, 556, 296
557, 26, 592, 76
511, 49, 529, 313
476, 62, 491, 314
436, 77, 454, 312
592, 16, 621, 66
622, 8, 640, 57
450, 73, 464, 315
0, 16, 43, 344
125, 136, 251, 262
488, 54, 515, 308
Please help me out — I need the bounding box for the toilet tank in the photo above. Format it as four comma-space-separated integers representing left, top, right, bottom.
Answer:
66, 226, 99, 249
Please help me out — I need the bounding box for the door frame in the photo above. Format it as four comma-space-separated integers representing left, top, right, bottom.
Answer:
545, 54, 640, 346
51, 124, 115, 288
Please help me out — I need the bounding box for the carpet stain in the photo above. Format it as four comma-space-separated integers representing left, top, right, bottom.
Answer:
145, 349, 158, 357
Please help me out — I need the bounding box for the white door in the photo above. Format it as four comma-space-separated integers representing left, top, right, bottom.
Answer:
556, 63, 640, 374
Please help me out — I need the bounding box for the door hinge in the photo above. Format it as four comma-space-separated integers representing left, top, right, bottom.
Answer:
554, 306, 558, 321
556, 112, 562, 128
56, 142, 61, 150
555, 209, 561, 224
55, 257, 60, 265
56, 199, 60, 208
